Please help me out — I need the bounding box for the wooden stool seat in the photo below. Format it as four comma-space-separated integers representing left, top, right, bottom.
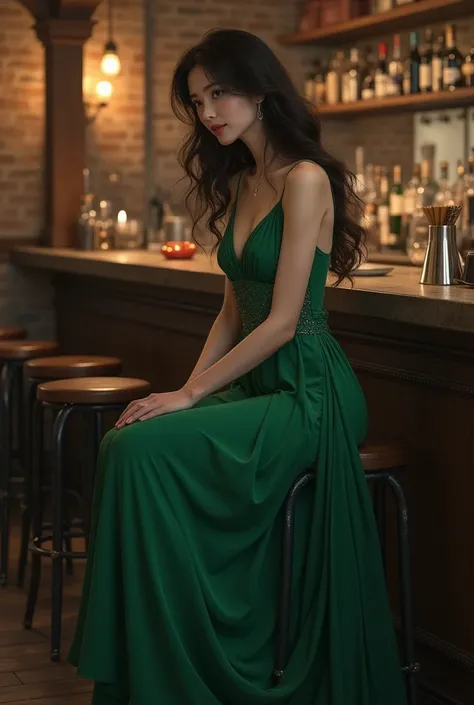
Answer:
0, 340, 58, 361
0, 326, 26, 340
25, 355, 122, 380
37, 376, 151, 405
359, 441, 405, 472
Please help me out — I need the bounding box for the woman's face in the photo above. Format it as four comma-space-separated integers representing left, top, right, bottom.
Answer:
188, 65, 259, 146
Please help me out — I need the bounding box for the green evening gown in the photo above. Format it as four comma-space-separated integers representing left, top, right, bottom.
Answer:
68, 191, 407, 705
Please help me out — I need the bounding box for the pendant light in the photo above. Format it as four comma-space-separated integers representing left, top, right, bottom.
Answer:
100, 0, 121, 77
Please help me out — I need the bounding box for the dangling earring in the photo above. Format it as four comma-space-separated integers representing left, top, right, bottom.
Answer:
256, 102, 263, 121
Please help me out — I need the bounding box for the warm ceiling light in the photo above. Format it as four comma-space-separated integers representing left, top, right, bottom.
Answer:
96, 80, 113, 101
100, 40, 121, 77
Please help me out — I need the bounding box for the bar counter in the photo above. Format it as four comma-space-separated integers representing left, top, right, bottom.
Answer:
10, 245, 474, 700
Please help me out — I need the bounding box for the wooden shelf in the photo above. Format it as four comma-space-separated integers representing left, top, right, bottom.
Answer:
279, 0, 474, 45
316, 86, 474, 118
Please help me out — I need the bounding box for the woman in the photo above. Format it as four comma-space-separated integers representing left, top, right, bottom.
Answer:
69, 28, 407, 705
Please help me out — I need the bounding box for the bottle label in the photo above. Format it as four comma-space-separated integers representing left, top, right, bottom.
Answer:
403, 75, 411, 95
443, 67, 461, 86
419, 64, 432, 90
390, 193, 404, 215
361, 87, 375, 100
432, 58, 442, 91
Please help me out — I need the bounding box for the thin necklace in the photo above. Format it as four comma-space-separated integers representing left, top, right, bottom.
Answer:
252, 171, 264, 198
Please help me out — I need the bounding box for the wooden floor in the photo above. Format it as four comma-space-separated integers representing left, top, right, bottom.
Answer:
0, 525, 442, 705
0, 528, 92, 705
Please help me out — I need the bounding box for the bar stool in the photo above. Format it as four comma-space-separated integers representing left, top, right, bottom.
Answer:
17, 355, 123, 588
24, 376, 151, 661
273, 441, 419, 705
0, 326, 26, 340
0, 339, 58, 586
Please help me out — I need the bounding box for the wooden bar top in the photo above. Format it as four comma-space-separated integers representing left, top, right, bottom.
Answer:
10, 246, 474, 334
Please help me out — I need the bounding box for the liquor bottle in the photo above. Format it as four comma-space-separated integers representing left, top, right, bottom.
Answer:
314, 62, 327, 105
419, 29, 433, 93
373, 0, 392, 13
304, 67, 316, 103
431, 34, 444, 92
361, 48, 376, 100
435, 161, 454, 205
462, 41, 474, 88
375, 42, 389, 98
362, 163, 378, 247
377, 168, 391, 248
402, 162, 421, 234
355, 145, 365, 196
346, 49, 361, 103
406, 32, 421, 94
443, 24, 463, 91
419, 158, 439, 206
389, 164, 404, 248
326, 52, 343, 105
387, 34, 404, 96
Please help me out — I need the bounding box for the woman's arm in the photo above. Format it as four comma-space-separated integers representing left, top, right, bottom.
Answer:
185, 277, 242, 384
183, 162, 334, 404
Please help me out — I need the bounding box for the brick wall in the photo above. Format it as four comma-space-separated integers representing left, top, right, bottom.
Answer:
0, 2, 44, 241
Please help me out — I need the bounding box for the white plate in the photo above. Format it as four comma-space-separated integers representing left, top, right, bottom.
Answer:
353, 264, 394, 277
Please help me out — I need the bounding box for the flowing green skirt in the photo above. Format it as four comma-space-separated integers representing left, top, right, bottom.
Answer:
68, 332, 407, 705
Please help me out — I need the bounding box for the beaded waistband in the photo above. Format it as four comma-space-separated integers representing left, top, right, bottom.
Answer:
232, 279, 328, 337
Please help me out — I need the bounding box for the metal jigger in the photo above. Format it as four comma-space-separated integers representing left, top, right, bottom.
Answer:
420, 206, 464, 286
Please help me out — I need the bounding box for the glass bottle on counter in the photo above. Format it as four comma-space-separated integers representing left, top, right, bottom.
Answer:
377, 168, 391, 249
435, 161, 454, 205
94, 200, 115, 251
418, 158, 439, 206
76, 193, 96, 250
431, 34, 444, 92
387, 34, 403, 96
419, 29, 433, 93
389, 165, 404, 249
362, 163, 378, 250
462, 41, 474, 87
443, 24, 463, 91
402, 162, 421, 238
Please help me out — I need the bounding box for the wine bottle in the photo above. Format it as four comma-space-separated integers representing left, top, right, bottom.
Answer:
361, 48, 376, 100
387, 34, 403, 96
326, 52, 343, 105
406, 32, 421, 94
375, 42, 389, 98
389, 165, 404, 248
314, 62, 327, 105
377, 168, 390, 248
443, 24, 463, 91
419, 29, 433, 93
431, 34, 444, 92
462, 41, 474, 88
342, 48, 361, 103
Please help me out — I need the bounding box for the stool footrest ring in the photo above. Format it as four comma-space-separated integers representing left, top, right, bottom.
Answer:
29, 534, 87, 560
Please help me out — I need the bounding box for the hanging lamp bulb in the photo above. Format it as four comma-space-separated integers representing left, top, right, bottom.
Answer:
100, 0, 121, 77
101, 40, 121, 77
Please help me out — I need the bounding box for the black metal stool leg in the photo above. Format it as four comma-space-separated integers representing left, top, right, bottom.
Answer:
387, 474, 420, 705
18, 376, 38, 588
24, 400, 44, 628
51, 405, 74, 661
373, 480, 387, 574
273, 471, 315, 686
0, 362, 15, 586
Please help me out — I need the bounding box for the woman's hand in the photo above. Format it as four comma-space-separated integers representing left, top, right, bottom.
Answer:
115, 388, 196, 429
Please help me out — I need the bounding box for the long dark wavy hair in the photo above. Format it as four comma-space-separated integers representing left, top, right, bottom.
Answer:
171, 28, 365, 284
